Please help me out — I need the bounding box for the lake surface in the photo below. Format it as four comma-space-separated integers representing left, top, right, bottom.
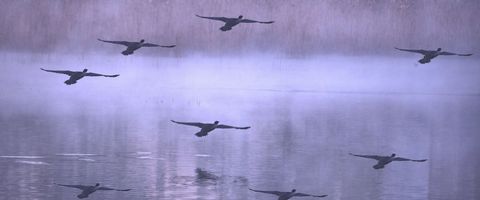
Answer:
0, 54, 479, 200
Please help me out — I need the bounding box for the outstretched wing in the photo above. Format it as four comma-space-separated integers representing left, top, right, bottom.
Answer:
217, 124, 250, 129
171, 120, 207, 128
98, 39, 134, 46
84, 72, 119, 77
241, 19, 274, 24
54, 183, 89, 190
438, 51, 472, 56
349, 153, 383, 161
395, 47, 431, 55
97, 187, 131, 191
195, 14, 230, 22
294, 193, 328, 198
249, 188, 284, 196
142, 43, 176, 48
393, 157, 427, 162
41, 68, 75, 76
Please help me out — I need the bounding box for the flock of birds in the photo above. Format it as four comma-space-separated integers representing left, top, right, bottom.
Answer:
40, 14, 473, 86
34, 14, 472, 199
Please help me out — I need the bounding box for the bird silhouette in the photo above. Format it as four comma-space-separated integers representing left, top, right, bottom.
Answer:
195, 14, 274, 31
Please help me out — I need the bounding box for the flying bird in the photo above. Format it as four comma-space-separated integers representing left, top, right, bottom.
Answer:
98, 39, 175, 55
249, 188, 327, 200
170, 120, 250, 137
54, 183, 131, 199
395, 47, 472, 64
40, 68, 119, 85
195, 14, 274, 31
349, 153, 427, 169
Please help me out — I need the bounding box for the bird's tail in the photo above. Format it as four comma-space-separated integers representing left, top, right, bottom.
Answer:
195, 131, 208, 137
64, 79, 76, 85
373, 164, 385, 169
418, 58, 430, 64
122, 50, 133, 55
220, 26, 232, 31
77, 193, 89, 199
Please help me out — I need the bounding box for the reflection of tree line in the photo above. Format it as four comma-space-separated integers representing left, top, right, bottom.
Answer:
3, 1, 478, 55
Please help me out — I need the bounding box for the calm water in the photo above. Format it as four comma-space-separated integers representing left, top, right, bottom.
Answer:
0, 54, 479, 200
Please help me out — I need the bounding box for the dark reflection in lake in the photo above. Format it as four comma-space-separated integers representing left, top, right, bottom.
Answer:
0, 55, 479, 200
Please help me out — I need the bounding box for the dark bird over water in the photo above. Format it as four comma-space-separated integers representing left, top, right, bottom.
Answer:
395, 47, 472, 64
54, 183, 131, 199
349, 153, 427, 169
249, 188, 328, 200
40, 68, 119, 85
170, 120, 250, 137
195, 14, 274, 31
98, 39, 175, 55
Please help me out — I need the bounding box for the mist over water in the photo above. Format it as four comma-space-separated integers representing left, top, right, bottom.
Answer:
1, 1, 479, 200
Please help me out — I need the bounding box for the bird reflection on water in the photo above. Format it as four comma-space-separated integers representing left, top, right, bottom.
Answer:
169, 168, 248, 187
